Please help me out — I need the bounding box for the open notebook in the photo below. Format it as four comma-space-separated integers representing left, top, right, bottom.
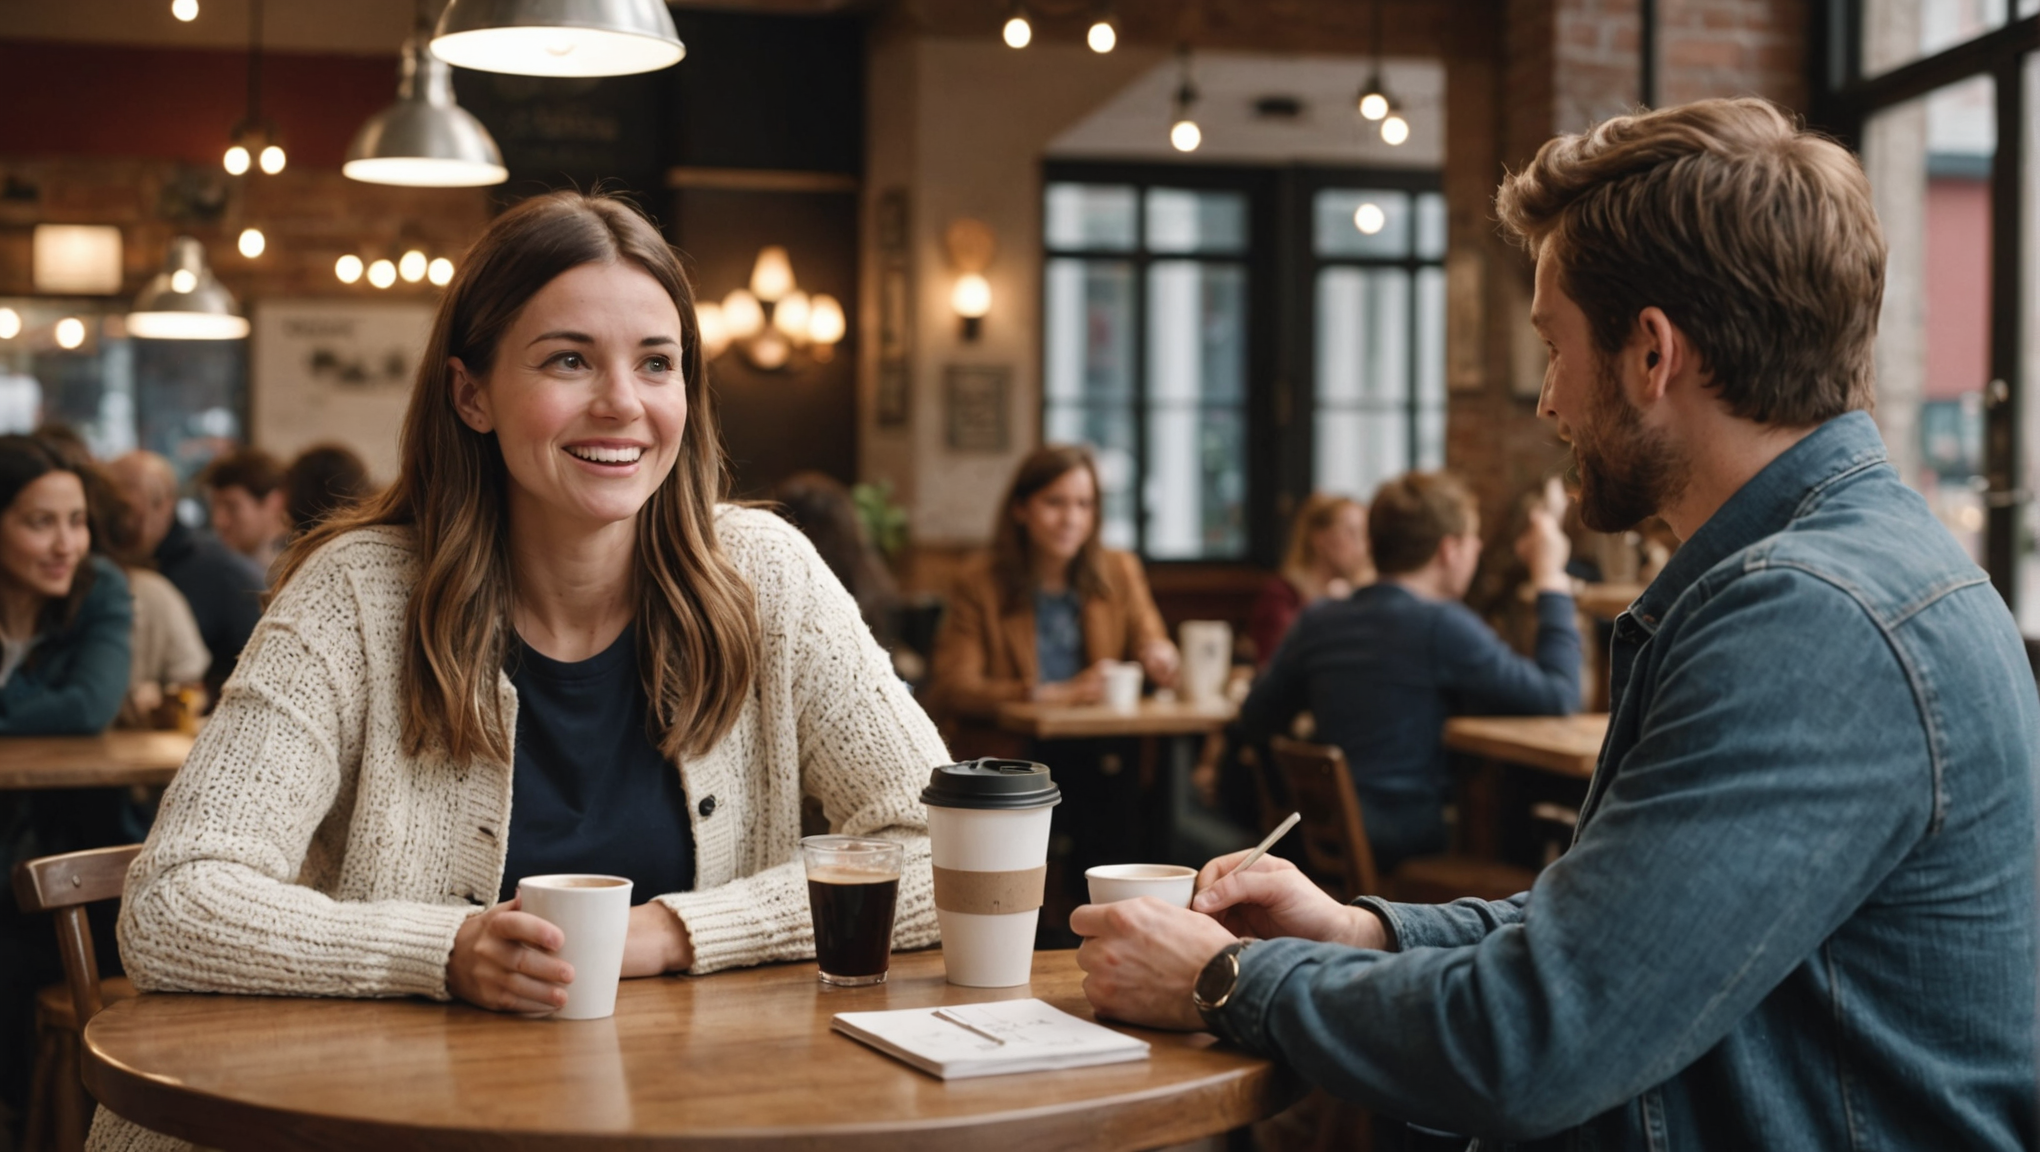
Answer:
831, 999, 1151, 1080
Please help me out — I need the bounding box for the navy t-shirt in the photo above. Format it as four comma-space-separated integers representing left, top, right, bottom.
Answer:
497, 625, 696, 904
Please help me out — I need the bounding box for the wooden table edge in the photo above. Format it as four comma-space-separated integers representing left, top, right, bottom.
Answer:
1440, 720, 1604, 779
84, 998, 1303, 1151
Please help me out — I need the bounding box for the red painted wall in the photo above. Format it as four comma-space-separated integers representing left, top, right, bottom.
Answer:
1924, 175, 1991, 401
0, 40, 398, 168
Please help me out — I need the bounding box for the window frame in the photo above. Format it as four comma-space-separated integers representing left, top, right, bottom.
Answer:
1814, 5, 2040, 609
1039, 161, 1444, 568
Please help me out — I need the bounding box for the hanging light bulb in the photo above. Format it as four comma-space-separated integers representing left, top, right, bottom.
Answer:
129, 236, 250, 340
1086, 15, 1117, 53
721, 289, 764, 339
172, 0, 199, 21
1002, 1, 1032, 48
1169, 48, 1200, 153
428, 257, 455, 286
258, 144, 286, 174
237, 227, 265, 258
807, 294, 846, 346
399, 249, 429, 283
1381, 111, 1410, 146
1357, 77, 1389, 122
367, 259, 397, 289
0, 309, 19, 340
55, 318, 86, 350
223, 144, 251, 175
344, 38, 508, 187
336, 254, 364, 284
1354, 203, 1386, 235
430, 0, 686, 78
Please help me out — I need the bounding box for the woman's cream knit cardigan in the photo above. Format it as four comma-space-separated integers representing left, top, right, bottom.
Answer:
91, 507, 950, 1152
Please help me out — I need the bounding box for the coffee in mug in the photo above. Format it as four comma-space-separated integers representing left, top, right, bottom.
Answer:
516, 874, 633, 1020
921, 759, 1061, 987
801, 836, 903, 986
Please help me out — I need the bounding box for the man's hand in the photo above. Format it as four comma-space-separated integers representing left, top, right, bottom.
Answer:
1072, 897, 1238, 1031
1138, 638, 1182, 689
1191, 851, 1391, 951
1515, 505, 1574, 595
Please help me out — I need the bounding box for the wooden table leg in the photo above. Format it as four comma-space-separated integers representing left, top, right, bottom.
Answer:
1460, 758, 1503, 859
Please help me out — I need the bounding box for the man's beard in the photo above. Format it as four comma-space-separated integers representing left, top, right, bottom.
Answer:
1567, 357, 1689, 534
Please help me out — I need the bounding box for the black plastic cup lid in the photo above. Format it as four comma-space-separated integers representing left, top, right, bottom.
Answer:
921, 759, 1062, 811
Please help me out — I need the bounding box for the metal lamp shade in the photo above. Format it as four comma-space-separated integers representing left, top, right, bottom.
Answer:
344, 47, 508, 187
128, 237, 249, 340
430, 0, 684, 78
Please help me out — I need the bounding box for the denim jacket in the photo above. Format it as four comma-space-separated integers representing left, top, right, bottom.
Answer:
1208, 413, 2038, 1150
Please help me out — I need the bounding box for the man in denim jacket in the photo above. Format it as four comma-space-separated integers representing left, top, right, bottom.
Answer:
1073, 97, 2038, 1150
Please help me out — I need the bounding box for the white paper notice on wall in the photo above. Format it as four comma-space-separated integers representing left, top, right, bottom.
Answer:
252, 300, 434, 484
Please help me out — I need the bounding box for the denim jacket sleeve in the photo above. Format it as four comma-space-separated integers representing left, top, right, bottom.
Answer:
1209, 570, 1933, 1141
1434, 592, 1581, 715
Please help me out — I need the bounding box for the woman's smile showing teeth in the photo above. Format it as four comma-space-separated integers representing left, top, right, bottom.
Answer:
565, 443, 646, 465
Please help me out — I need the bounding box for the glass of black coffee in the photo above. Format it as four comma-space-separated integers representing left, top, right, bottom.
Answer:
800, 835, 903, 986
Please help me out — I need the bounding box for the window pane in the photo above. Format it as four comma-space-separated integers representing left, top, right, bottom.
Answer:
1145, 188, 1248, 254
1315, 189, 1413, 258
1315, 266, 1412, 405
1045, 402, 1138, 551
1045, 183, 1138, 250
1863, 73, 1995, 563
1315, 410, 1408, 502
1145, 407, 1246, 559
1044, 258, 1135, 405
1415, 192, 1447, 260
1147, 262, 1246, 405
1862, 0, 2010, 79
1415, 266, 1447, 470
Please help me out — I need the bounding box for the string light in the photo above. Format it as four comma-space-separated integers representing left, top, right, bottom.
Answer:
171, 0, 199, 21
0, 309, 18, 340
398, 249, 428, 283
258, 144, 286, 174
1086, 11, 1117, 53
427, 257, 454, 286
367, 259, 397, 289
237, 227, 265, 258
1381, 112, 1409, 146
1357, 84, 1389, 121
223, 145, 251, 175
1169, 47, 1200, 153
55, 318, 86, 350
1354, 203, 1386, 235
335, 255, 364, 283
1002, 1, 1031, 48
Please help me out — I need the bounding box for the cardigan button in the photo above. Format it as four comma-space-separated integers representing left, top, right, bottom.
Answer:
697, 795, 717, 818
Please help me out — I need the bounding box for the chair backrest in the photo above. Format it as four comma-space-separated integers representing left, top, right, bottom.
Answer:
1269, 736, 1379, 901
11, 844, 142, 1027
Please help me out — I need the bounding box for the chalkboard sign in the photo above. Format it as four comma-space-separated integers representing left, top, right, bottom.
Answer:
452, 68, 668, 206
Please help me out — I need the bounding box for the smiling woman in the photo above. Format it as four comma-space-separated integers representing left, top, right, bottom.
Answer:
99, 193, 950, 1152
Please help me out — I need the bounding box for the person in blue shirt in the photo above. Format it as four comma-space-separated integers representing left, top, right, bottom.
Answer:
0, 434, 130, 734
1239, 470, 1579, 872
1071, 97, 2036, 1151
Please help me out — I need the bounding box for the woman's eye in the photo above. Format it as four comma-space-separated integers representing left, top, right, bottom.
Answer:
643, 354, 674, 375
546, 351, 587, 370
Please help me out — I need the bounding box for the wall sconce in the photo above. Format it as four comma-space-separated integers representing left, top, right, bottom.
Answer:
944, 218, 996, 342
696, 246, 844, 371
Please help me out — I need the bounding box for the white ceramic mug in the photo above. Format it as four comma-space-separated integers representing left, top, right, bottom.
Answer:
517, 874, 633, 1020
1085, 863, 1197, 908
1102, 661, 1144, 712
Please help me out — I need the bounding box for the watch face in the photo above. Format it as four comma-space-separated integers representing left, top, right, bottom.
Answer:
1195, 945, 1239, 1008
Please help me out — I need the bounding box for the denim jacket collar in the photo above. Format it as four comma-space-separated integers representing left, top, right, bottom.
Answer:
1625, 411, 1889, 637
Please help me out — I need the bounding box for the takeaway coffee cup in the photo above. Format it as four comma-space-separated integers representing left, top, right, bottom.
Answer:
517, 874, 633, 1020
1179, 621, 1232, 705
921, 759, 1061, 987
1102, 662, 1144, 712
1085, 863, 1197, 907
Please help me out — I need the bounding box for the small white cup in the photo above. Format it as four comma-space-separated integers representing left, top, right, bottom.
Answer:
1102, 662, 1144, 712
517, 874, 633, 1020
1085, 863, 1197, 908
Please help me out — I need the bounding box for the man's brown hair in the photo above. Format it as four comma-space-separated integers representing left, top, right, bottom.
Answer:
199, 448, 285, 499
1369, 471, 1476, 577
1495, 97, 1885, 425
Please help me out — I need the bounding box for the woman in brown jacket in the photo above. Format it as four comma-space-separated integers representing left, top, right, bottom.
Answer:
930, 445, 1178, 749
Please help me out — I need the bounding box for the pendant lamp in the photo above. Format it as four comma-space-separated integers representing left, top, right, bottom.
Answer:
128, 238, 250, 340
430, 0, 684, 78
345, 39, 508, 187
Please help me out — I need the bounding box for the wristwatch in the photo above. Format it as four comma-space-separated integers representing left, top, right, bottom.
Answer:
1192, 939, 1255, 1029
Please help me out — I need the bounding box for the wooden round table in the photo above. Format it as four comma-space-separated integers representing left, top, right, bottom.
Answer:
84, 949, 1300, 1150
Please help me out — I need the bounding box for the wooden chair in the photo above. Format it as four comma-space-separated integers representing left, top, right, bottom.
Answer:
11, 844, 143, 1152
1269, 737, 1535, 905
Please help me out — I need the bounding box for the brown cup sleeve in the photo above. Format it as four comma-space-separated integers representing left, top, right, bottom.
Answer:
931, 864, 1048, 915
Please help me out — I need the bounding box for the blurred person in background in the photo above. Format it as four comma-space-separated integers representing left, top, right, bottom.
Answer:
1236, 471, 1578, 872
772, 470, 908, 672
284, 444, 374, 536
108, 451, 263, 697
1248, 493, 1372, 668
199, 448, 290, 575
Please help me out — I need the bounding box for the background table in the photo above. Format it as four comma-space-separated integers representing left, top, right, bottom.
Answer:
0, 732, 194, 790
85, 948, 1298, 1152
997, 698, 1238, 740
1442, 714, 1608, 780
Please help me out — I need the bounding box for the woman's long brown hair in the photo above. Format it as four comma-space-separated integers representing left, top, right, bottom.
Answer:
988, 444, 1109, 610
274, 191, 759, 765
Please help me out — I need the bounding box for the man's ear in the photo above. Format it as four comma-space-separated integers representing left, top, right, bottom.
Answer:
1633, 307, 1680, 407
448, 358, 494, 434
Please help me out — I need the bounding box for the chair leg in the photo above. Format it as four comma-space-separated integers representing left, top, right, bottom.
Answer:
22, 1018, 59, 1152
50, 1027, 86, 1152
